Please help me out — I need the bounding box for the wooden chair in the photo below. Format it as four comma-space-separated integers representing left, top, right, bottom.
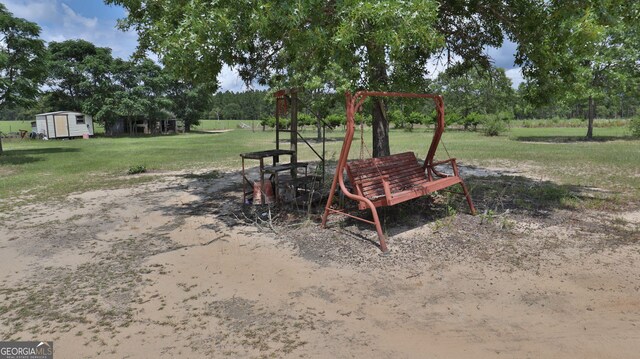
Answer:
321, 91, 476, 252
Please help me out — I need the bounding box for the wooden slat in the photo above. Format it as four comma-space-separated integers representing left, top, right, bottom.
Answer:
348, 153, 417, 170
347, 152, 422, 199
348, 156, 417, 170
359, 174, 428, 193
350, 168, 420, 181
348, 152, 416, 165
351, 168, 420, 180
346, 151, 463, 206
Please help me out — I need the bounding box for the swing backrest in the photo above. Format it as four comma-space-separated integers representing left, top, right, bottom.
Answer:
346, 151, 426, 201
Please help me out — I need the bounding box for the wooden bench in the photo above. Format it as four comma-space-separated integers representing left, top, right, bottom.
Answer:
346, 151, 466, 210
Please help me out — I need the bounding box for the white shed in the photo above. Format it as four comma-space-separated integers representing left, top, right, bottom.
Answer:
35, 111, 94, 139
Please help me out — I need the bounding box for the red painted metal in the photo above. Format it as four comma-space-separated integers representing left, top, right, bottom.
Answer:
274, 89, 288, 116
321, 91, 476, 252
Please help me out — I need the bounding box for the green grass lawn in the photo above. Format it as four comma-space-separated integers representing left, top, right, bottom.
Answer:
193, 119, 255, 130
0, 120, 32, 134
1, 125, 638, 210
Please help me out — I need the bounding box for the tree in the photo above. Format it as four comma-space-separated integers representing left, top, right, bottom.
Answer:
108, 0, 636, 154
578, 5, 639, 139
222, 102, 242, 120
516, 1, 640, 138
210, 90, 270, 122
45, 40, 112, 112
433, 66, 515, 129
0, 4, 46, 154
94, 58, 172, 135
167, 79, 212, 132
0, 4, 46, 109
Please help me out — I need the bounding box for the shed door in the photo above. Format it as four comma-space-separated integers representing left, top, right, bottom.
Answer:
54, 115, 69, 137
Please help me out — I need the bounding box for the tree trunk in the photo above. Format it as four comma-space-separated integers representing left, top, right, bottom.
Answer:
366, 42, 390, 158
184, 121, 191, 132
586, 95, 594, 139
372, 98, 390, 157
0, 138, 3, 155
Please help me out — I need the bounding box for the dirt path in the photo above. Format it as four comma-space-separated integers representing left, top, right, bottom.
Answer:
1, 169, 639, 358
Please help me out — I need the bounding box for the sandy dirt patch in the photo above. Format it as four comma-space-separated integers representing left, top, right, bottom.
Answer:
1, 168, 639, 358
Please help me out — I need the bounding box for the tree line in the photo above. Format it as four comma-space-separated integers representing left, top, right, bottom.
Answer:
225, 66, 639, 136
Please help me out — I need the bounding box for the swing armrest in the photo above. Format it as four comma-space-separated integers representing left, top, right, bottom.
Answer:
381, 175, 392, 201
427, 158, 460, 177
429, 158, 456, 167
355, 174, 392, 201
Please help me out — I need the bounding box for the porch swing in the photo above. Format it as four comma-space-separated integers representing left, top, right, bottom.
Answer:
321, 91, 477, 252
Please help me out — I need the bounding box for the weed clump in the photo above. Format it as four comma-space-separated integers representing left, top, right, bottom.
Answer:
128, 165, 146, 175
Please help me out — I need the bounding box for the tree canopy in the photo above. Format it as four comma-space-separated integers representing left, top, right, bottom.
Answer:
46, 39, 114, 112
107, 0, 639, 152
0, 3, 46, 109
0, 4, 46, 154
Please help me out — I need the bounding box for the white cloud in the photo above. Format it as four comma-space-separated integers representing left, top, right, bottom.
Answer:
218, 66, 246, 93
505, 67, 524, 89
61, 3, 97, 29
217, 65, 268, 93
3, 0, 136, 59
44, 33, 66, 42
486, 40, 518, 69
3, 0, 57, 23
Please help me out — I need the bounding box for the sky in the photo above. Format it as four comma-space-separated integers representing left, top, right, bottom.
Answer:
3, 0, 524, 91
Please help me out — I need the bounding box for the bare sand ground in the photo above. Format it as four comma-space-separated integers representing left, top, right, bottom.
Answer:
1, 167, 639, 358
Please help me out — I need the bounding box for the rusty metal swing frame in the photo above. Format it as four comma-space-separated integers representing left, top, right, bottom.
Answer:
321, 91, 477, 252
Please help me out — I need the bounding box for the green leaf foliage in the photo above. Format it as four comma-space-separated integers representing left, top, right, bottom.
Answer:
105, 0, 638, 152
0, 4, 46, 109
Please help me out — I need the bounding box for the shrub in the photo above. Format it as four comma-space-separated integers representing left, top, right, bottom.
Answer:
407, 111, 427, 130
496, 111, 514, 123
259, 116, 290, 129
444, 110, 462, 127
630, 117, 640, 137
324, 114, 344, 130
482, 116, 507, 136
389, 109, 406, 129
277, 117, 290, 129
463, 112, 483, 131
128, 165, 146, 175
298, 113, 316, 128
353, 113, 372, 127
260, 116, 275, 128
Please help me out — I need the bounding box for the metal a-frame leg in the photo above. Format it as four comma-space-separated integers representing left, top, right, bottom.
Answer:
368, 204, 389, 253
459, 181, 477, 215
